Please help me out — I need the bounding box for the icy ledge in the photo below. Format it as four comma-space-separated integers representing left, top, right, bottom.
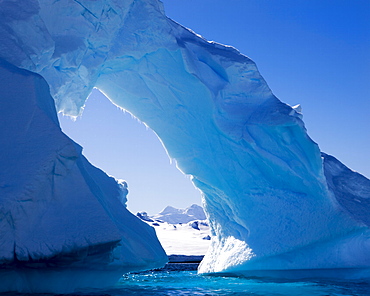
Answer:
1, 0, 370, 292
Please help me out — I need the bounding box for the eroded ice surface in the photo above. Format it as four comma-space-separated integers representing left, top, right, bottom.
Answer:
1, 0, 370, 291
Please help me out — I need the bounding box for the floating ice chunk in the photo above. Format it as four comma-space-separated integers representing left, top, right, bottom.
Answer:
137, 212, 155, 222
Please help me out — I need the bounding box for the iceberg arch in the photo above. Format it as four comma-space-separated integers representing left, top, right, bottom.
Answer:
1, 0, 370, 292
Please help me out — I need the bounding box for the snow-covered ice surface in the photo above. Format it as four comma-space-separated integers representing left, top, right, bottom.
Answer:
138, 205, 211, 256
148, 220, 210, 257
1, 0, 370, 292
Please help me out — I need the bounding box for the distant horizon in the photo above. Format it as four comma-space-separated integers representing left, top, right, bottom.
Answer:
59, 1, 370, 215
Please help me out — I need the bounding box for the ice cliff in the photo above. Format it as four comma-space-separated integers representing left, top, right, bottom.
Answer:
1, 0, 370, 292
0, 58, 167, 293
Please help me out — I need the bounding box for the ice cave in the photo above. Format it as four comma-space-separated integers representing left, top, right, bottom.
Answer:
1, 0, 370, 293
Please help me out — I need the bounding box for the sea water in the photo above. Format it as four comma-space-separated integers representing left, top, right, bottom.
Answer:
1, 264, 370, 295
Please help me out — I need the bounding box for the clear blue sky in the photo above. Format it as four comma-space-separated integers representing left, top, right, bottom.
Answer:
59, 0, 370, 215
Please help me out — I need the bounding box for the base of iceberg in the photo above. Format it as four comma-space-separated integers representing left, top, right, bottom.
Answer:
199, 229, 370, 280
206, 268, 370, 281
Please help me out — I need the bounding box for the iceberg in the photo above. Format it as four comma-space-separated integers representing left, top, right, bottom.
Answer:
0, 58, 167, 293
1, 0, 370, 292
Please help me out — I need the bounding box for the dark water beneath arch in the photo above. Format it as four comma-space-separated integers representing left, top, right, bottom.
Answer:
2, 264, 370, 296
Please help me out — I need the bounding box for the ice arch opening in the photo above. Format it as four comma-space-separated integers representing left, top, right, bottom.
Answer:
1, 0, 370, 292
59, 88, 202, 215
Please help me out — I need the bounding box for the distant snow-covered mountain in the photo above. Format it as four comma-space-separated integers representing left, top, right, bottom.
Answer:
151, 204, 207, 224
136, 205, 211, 256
